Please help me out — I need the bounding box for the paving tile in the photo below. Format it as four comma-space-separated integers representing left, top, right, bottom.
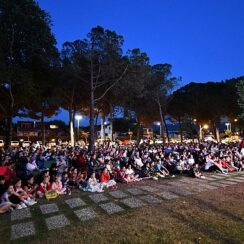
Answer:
99, 202, 124, 214
167, 181, 186, 187
45, 214, 70, 230
120, 197, 145, 208
126, 188, 145, 196
40, 203, 59, 215
209, 175, 227, 179
196, 184, 219, 190
138, 185, 159, 192
178, 178, 194, 183
206, 177, 220, 181
65, 198, 86, 209
192, 185, 207, 192
191, 178, 208, 182
140, 195, 162, 204
156, 184, 173, 190
74, 207, 97, 221
157, 192, 179, 200
234, 177, 244, 180
89, 193, 109, 203
203, 177, 215, 181
11, 208, 32, 221
170, 188, 192, 196
208, 182, 228, 187
218, 181, 237, 185
226, 178, 244, 183
11, 221, 35, 240
108, 190, 129, 199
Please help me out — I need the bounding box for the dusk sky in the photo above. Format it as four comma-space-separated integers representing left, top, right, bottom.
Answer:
33, 0, 244, 125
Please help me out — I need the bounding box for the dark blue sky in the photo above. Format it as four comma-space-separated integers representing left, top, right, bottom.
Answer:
35, 0, 244, 125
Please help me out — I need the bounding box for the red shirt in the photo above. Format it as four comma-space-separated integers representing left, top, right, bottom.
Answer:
100, 172, 110, 183
38, 182, 51, 193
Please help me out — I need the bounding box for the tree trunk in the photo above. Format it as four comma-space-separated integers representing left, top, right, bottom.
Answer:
178, 117, 183, 142
41, 111, 46, 145
94, 109, 100, 141
69, 108, 75, 147
216, 127, 220, 143
136, 122, 141, 145
158, 102, 165, 143
163, 115, 170, 143
89, 67, 95, 153
109, 104, 114, 141
101, 115, 105, 141
5, 115, 13, 151
212, 121, 220, 142
5, 84, 14, 150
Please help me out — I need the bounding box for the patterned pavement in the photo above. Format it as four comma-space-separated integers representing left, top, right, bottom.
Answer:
7, 172, 244, 241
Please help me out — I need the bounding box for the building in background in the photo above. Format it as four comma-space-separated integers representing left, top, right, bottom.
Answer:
17, 121, 67, 140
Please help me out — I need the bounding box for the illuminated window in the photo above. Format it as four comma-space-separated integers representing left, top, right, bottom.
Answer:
50, 125, 58, 129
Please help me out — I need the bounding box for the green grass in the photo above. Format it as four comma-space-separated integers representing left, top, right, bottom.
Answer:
1, 174, 244, 244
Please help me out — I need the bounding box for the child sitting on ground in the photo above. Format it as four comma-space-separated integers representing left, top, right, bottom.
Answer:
2, 184, 27, 209
14, 178, 36, 205
100, 168, 117, 189
51, 176, 67, 195
37, 176, 51, 198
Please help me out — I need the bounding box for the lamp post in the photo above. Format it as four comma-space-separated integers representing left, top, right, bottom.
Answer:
128, 130, 133, 143
199, 124, 208, 140
157, 122, 162, 138
75, 115, 82, 141
101, 119, 107, 141
225, 122, 230, 131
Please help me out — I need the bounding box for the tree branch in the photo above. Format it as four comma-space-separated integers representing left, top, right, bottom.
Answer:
94, 65, 128, 103
94, 63, 101, 89
0, 103, 7, 114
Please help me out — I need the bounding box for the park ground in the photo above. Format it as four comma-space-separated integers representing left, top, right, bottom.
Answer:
0, 173, 244, 244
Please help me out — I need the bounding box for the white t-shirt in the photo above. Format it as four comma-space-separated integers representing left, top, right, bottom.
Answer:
241, 148, 244, 156
134, 157, 143, 167
26, 161, 38, 172
204, 159, 214, 170
125, 168, 134, 175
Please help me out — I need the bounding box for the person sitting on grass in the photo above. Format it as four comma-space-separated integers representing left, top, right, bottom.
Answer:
221, 156, 237, 172
26, 156, 39, 174
51, 176, 67, 195
100, 168, 117, 189
22, 174, 38, 200
14, 178, 36, 205
2, 184, 27, 209
141, 162, 153, 179
82, 172, 104, 192
76, 170, 88, 190
0, 200, 13, 213
37, 176, 51, 198
153, 159, 169, 180
115, 166, 129, 183
190, 164, 205, 179
0, 176, 14, 213
61, 172, 72, 195
125, 164, 140, 182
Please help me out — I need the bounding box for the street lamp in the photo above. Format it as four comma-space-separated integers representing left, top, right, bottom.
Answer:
157, 122, 162, 137
101, 120, 107, 141
75, 115, 82, 141
128, 130, 133, 142
203, 124, 209, 130
199, 124, 208, 140
225, 122, 230, 131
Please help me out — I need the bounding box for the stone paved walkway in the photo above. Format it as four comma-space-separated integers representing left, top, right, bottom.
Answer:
7, 172, 244, 241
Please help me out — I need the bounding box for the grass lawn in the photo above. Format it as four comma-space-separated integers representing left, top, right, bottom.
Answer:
1, 176, 244, 244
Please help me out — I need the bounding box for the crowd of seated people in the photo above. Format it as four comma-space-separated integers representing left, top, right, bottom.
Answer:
0, 139, 244, 214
